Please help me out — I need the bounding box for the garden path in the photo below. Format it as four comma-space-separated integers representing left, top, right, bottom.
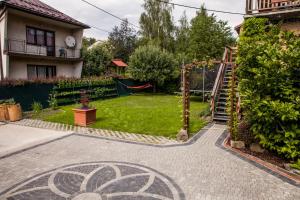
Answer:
0, 123, 299, 200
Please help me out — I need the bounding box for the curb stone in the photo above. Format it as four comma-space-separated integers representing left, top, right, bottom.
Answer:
10, 119, 180, 145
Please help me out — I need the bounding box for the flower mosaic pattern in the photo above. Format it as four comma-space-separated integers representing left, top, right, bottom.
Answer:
1, 162, 184, 200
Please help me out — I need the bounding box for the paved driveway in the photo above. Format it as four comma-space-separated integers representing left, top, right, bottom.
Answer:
0, 124, 71, 158
0, 124, 299, 200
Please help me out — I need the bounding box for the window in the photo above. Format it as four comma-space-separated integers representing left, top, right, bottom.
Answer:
26, 28, 35, 44
36, 30, 45, 46
26, 27, 55, 56
26, 27, 55, 46
27, 65, 56, 79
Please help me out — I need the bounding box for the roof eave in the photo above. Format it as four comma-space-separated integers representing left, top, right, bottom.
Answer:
3, 2, 90, 29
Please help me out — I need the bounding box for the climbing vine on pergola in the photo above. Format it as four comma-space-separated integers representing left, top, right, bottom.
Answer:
180, 57, 234, 139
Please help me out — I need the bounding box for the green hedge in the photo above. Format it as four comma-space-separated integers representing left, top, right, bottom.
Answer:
237, 18, 300, 159
0, 78, 119, 111
52, 78, 118, 105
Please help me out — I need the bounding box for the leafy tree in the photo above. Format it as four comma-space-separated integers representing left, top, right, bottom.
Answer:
82, 43, 113, 77
189, 6, 234, 61
139, 0, 175, 52
108, 19, 137, 62
175, 11, 190, 55
82, 37, 97, 49
128, 45, 178, 92
237, 18, 300, 159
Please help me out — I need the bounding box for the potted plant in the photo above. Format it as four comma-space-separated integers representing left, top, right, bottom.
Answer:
72, 90, 97, 127
6, 99, 22, 122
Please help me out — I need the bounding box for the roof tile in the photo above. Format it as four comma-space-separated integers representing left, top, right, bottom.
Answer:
2, 0, 89, 28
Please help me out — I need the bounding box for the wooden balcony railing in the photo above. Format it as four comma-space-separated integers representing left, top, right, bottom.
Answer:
246, 0, 300, 15
5, 39, 82, 59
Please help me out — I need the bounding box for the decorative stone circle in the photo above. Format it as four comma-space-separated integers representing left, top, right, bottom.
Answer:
1, 162, 185, 200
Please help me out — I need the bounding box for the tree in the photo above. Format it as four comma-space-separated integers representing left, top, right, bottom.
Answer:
108, 19, 137, 63
129, 45, 177, 92
139, 0, 175, 52
175, 11, 190, 55
189, 6, 235, 61
82, 37, 97, 49
82, 43, 113, 77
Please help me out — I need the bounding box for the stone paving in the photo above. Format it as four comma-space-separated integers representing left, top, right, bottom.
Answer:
11, 119, 179, 145
0, 124, 299, 200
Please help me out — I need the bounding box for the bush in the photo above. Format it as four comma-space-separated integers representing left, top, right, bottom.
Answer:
48, 93, 58, 110
237, 18, 300, 159
32, 102, 43, 113
55, 77, 114, 89
290, 159, 300, 170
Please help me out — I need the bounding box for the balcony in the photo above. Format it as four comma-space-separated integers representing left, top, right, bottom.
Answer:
246, 0, 300, 18
5, 39, 82, 61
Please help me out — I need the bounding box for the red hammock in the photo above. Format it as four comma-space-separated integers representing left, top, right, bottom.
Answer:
127, 83, 152, 89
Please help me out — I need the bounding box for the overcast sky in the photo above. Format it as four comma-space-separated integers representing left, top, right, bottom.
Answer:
42, 0, 245, 40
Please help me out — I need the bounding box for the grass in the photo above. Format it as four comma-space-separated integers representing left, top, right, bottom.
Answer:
38, 94, 210, 138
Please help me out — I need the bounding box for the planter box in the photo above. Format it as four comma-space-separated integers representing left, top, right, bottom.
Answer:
7, 104, 22, 122
73, 108, 97, 127
0, 105, 9, 121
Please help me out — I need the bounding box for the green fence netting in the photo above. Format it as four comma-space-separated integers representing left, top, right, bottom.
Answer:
116, 79, 153, 96
0, 84, 54, 111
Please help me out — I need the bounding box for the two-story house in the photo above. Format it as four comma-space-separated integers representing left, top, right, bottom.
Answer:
0, 0, 90, 80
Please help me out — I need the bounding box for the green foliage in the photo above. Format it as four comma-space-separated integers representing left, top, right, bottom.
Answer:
290, 159, 300, 170
189, 6, 235, 61
0, 98, 15, 105
82, 37, 97, 49
128, 45, 178, 92
227, 66, 239, 141
56, 78, 114, 89
82, 43, 113, 77
237, 18, 300, 159
175, 11, 190, 59
108, 19, 137, 63
32, 102, 43, 113
48, 93, 58, 110
139, 0, 175, 52
52, 78, 117, 106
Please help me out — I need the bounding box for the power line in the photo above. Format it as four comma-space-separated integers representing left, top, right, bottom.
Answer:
81, 0, 140, 29
156, 0, 245, 16
90, 25, 110, 33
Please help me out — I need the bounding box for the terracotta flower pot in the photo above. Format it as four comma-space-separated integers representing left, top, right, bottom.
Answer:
0, 105, 9, 121
73, 108, 97, 127
7, 104, 22, 122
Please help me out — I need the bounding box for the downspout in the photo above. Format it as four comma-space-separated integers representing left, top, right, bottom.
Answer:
0, 6, 7, 80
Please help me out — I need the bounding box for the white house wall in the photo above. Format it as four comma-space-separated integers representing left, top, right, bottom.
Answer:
0, 9, 9, 80
7, 12, 83, 49
4, 10, 84, 80
9, 58, 81, 79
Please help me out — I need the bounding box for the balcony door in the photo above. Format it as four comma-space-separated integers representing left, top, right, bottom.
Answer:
46, 32, 55, 56
26, 27, 55, 57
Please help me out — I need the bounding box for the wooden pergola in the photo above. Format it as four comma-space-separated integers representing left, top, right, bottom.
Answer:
178, 48, 235, 140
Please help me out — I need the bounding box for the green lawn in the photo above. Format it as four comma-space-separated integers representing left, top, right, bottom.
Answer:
41, 94, 210, 138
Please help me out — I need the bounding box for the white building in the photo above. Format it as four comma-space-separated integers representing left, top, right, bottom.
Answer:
0, 0, 90, 80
